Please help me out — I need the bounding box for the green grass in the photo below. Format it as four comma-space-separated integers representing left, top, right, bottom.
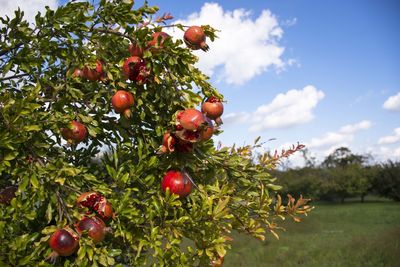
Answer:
225, 199, 400, 267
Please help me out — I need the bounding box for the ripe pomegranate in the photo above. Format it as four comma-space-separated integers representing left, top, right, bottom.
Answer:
201, 96, 224, 125
82, 60, 104, 81
174, 128, 201, 143
93, 197, 114, 222
210, 256, 225, 267
184, 26, 209, 52
76, 192, 114, 221
111, 90, 135, 118
161, 170, 192, 198
200, 117, 214, 141
75, 216, 107, 244
157, 132, 176, 154
72, 68, 83, 78
129, 43, 143, 57
48, 227, 79, 257
176, 109, 206, 131
0, 186, 17, 205
61, 121, 87, 144
175, 140, 194, 153
76, 191, 102, 208
122, 56, 149, 84
147, 32, 170, 53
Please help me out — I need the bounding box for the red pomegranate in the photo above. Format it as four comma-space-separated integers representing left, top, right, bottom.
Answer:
176, 109, 206, 131
93, 197, 114, 222
174, 128, 201, 143
129, 43, 144, 57
76, 192, 114, 221
161, 170, 192, 198
72, 68, 83, 78
76, 191, 102, 208
82, 60, 104, 81
184, 26, 209, 52
200, 117, 214, 141
61, 121, 87, 143
210, 256, 225, 267
111, 90, 135, 118
0, 186, 17, 205
157, 132, 176, 154
123, 56, 149, 84
48, 227, 79, 257
201, 96, 224, 125
147, 32, 170, 52
75, 216, 107, 244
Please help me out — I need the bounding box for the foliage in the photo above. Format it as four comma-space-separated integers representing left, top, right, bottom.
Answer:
0, 1, 311, 266
276, 147, 399, 203
374, 161, 400, 201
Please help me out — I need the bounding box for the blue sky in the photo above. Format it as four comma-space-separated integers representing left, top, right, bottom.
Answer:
2, 0, 399, 165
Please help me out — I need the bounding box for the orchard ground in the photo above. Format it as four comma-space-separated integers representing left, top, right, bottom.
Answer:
225, 198, 400, 267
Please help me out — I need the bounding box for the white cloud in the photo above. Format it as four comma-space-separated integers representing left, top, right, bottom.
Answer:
339, 120, 372, 134
308, 120, 372, 149
169, 3, 286, 85
223, 112, 250, 126
383, 92, 400, 112
378, 127, 400, 145
250, 85, 324, 131
0, 0, 58, 24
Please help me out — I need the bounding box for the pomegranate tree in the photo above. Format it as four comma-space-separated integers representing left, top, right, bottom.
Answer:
0, 1, 312, 266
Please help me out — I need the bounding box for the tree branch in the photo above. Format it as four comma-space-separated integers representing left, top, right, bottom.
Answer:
0, 73, 30, 82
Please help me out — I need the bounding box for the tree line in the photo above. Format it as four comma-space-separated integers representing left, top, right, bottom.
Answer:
273, 147, 400, 202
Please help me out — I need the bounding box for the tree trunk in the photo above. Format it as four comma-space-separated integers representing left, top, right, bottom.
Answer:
361, 194, 365, 203
341, 197, 345, 204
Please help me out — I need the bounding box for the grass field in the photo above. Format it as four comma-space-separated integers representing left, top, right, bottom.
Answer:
224, 199, 400, 267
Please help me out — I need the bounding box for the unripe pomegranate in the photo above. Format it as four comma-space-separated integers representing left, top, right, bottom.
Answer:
202, 96, 224, 125
200, 117, 214, 141
123, 56, 149, 84
48, 227, 79, 257
176, 109, 206, 131
82, 60, 104, 81
61, 121, 87, 143
111, 90, 134, 118
75, 216, 107, 244
0, 186, 17, 205
157, 132, 176, 154
129, 43, 143, 57
147, 32, 170, 52
184, 26, 209, 52
161, 170, 192, 198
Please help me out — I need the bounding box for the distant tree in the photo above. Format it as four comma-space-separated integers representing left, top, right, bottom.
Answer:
322, 147, 369, 203
375, 161, 400, 201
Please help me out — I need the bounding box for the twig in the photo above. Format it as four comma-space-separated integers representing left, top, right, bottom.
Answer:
56, 190, 74, 225
93, 28, 136, 43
